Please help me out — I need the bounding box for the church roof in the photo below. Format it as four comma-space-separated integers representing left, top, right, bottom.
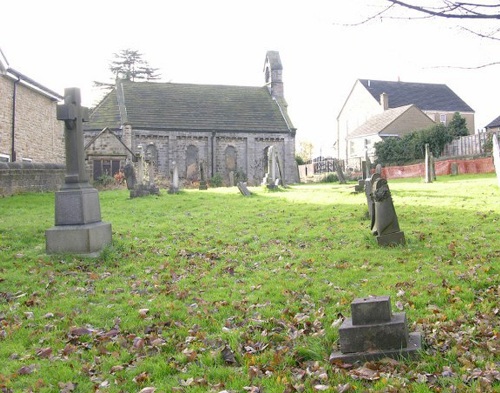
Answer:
359, 79, 474, 113
85, 79, 294, 133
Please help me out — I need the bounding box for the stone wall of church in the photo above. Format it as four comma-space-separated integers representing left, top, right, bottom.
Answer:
0, 76, 64, 163
126, 129, 298, 186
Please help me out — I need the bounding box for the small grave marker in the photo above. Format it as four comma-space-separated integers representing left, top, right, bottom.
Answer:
330, 296, 422, 363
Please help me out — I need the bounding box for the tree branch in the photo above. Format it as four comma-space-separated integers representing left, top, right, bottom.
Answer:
388, 0, 500, 19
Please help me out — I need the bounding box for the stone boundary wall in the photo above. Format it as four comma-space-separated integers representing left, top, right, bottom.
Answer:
0, 162, 65, 196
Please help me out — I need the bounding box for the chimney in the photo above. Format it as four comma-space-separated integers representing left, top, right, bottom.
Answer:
380, 92, 389, 111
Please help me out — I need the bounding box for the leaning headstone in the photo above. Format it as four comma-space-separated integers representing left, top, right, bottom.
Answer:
237, 182, 251, 196
168, 161, 180, 194
333, 158, 346, 184
492, 133, 500, 188
330, 295, 422, 363
370, 176, 405, 246
45, 88, 112, 256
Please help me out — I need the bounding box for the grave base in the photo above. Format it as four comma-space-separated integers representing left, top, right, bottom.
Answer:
330, 332, 422, 364
46, 221, 112, 257
376, 231, 405, 246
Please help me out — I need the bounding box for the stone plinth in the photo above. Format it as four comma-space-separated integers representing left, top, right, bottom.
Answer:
54, 187, 102, 225
330, 296, 422, 363
46, 221, 112, 257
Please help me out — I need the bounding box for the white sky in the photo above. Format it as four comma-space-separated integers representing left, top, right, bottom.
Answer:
2, 0, 499, 156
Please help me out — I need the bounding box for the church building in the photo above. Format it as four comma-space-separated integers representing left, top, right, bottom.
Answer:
83, 51, 298, 186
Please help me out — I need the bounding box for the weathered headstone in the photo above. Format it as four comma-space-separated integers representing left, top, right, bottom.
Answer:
228, 171, 235, 187
168, 161, 179, 194
425, 143, 433, 183
364, 173, 380, 220
123, 160, 137, 190
333, 158, 346, 184
492, 133, 500, 188
45, 88, 112, 256
450, 162, 459, 176
199, 161, 208, 190
129, 146, 160, 198
330, 296, 422, 363
370, 176, 405, 246
237, 182, 252, 196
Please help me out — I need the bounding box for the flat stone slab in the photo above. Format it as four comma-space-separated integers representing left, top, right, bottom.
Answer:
330, 332, 422, 364
339, 312, 409, 353
46, 221, 112, 257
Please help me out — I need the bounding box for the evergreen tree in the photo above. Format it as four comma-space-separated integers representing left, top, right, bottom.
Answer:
447, 112, 469, 138
93, 49, 161, 91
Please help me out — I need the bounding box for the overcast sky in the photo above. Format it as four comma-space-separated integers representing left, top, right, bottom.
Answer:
2, 0, 499, 156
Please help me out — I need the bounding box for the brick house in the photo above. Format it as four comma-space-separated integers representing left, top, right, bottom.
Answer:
0, 48, 64, 163
337, 79, 475, 170
84, 51, 298, 186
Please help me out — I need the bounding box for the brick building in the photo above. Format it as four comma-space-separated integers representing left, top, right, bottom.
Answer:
84, 51, 298, 186
0, 49, 64, 163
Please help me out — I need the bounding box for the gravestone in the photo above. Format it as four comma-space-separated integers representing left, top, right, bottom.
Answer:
168, 161, 180, 194
127, 146, 160, 198
237, 182, 252, 196
333, 158, 346, 184
364, 173, 380, 220
46, 88, 112, 256
424, 143, 433, 183
228, 171, 235, 187
330, 296, 422, 363
451, 162, 459, 176
263, 146, 278, 189
123, 160, 137, 190
370, 176, 405, 246
492, 133, 500, 188
199, 162, 208, 190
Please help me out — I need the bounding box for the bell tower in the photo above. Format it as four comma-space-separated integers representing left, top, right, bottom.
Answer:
263, 51, 284, 101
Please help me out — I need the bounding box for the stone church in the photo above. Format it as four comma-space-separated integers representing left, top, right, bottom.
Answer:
83, 51, 298, 186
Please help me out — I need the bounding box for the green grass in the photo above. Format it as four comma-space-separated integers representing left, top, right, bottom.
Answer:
0, 174, 499, 392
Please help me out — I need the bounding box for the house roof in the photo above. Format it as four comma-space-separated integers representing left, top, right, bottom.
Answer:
348, 104, 428, 139
85, 79, 294, 133
485, 115, 500, 129
359, 79, 474, 113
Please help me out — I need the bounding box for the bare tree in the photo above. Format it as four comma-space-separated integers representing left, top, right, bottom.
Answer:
353, 1, 500, 69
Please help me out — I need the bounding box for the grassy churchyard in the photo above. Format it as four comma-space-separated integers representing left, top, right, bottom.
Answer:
0, 174, 498, 392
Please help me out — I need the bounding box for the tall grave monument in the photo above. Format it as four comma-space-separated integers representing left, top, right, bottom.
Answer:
46, 88, 112, 256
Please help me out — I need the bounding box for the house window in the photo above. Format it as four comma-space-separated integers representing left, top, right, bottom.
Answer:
93, 159, 121, 180
349, 141, 356, 156
440, 114, 447, 124
0, 154, 10, 162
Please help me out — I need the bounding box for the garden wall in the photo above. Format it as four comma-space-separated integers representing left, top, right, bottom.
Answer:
0, 162, 65, 196
381, 157, 494, 179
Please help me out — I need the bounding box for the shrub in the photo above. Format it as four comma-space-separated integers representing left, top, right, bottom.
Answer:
321, 173, 338, 183
210, 173, 223, 187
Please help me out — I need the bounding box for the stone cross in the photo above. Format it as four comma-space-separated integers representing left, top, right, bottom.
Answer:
57, 88, 89, 186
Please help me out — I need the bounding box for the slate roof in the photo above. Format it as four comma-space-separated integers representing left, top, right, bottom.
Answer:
85, 80, 294, 133
348, 105, 415, 138
485, 115, 500, 129
359, 79, 474, 113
